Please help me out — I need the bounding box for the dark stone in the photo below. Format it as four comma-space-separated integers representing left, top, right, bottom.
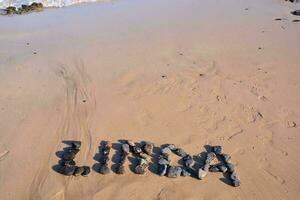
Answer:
133, 146, 142, 154
158, 157, 170, 165
81, 166, 91, 176
205, 152, 216, 164
116, 165, 125, 174
181, 168, 191, 177
61, 160, 76, 166
174, 148, 187, 157
119, 153, 127, 165
227, 163, 235, 173
198, 168, 207, 180
230, 172, 241, 187
167, 144, 177, 151
103, 147, 110, 156
122, 144, 130, 154
161, 147, 171, 155
62, 151, 76, 161
142, 141, 154, 155
61, 165, 76, 176
212, 146, 222, 155
291, 10, 300, 16
71, 141, 81, 150
158, 164, 168, 176
218, 164, 227, 173
167, 166, 182, 178
73, 166, 85, 176
209, 165, 221, 172
127, 140, 135, 147
99, 164, 110, 174
101, 155, 110, 164
221, 154, 231, 163
183, 155, 195, 168
135, 165, 147, 174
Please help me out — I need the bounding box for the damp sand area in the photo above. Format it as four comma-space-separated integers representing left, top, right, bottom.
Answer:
0, 0, 300, 199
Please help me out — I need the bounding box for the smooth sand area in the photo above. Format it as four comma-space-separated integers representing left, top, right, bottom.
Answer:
0, 0, 300, 199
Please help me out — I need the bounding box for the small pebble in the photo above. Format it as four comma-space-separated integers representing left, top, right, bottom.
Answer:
158, 164, 168, 176
158, 158, 170, 165
81, 166, 91, 176
218, 164, 228, 173
198, 168, 207, 180
174, 148, 187, 157
142, 142, 154, 155
221, 154, 231, 163
62, 151, 76, 161
135, 165, 147, 174
61, 165, 76, 176
99, 164, 110, 174
116, 165, 125, 174
122, 144, 130, 154
127, 140, 135, 147
167, 166, 182, 178
227, 163, 235, 173
71, 141, 81, 150
181, 168, 191, 177
161, 147, 172, 155
230, 172, 241, 187
209, 165, 221, 172
73, 166, 85, 176
133, 146, 142, 154
212, 146, 222, 155
167, 144, 177, 151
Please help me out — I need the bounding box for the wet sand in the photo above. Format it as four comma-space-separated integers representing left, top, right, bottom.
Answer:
0, 0, 300, 199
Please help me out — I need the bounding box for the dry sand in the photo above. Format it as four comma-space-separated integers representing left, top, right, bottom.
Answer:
0, 0, 300, 199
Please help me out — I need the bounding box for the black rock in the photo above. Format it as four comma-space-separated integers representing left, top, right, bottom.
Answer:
158, 158, 170, 165
119, 153, 127, 165
5, 6, 16, 15
221, 154, 231, 163
73, 166, 85, 176
227, 163, 235, 173
133, 146, 142, 154
62, 151, 76, 161
127, 140, 135, 147
101, 155, 110, 164
61, 160, 76, 166
103, 147, 111, 156
99, 164, 110, 174
291, 10, 300, 16
116, 165, 125, 174
122, 144, 130, 154
158, 164, 168, 176
161, 147, 172, 155
218, 164, 227, 173
181, 168, 191, 177
174, 148, 187, 157
209, 165, 221, 172
61, 165, 76, 176
205, 152, 216, 164
167, 166, 182, 178
135, 165, 147, 174
71, 141, 81, 150
167, 144, 177, 151
212, 146, 222, 155
183, 155, 195, 168
230, 172, 241, 187
142, 141, 154, 155
81, 166, 91, 176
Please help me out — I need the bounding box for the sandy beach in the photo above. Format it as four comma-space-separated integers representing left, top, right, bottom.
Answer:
0, 0, 300, 199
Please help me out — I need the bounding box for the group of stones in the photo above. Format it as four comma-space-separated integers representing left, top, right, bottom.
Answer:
96, 140, 153, 175
157, 144, 240, 187
58, 142, 91, 177
2, 2, 43, 15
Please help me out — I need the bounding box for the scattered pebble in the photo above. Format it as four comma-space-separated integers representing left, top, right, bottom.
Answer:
167, 166, 182, 178
99, 164, 110, 174
230, 172, 241, 187
287, 121, 296, 128
73, 166, 85, 176
158, 164, 168, 176
291, 10, 300, 16
198, 168, 207, 180
81, 166, 91, 176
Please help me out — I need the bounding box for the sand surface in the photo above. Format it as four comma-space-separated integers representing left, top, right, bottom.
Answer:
0, 0, 300, 199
